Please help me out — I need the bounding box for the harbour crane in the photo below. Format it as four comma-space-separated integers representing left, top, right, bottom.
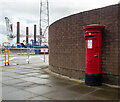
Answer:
5, 17, 16, 45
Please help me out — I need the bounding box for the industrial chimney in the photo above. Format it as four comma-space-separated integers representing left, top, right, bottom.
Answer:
26, 27, 29, 44
17, 22, 20, 44
34, 24, 36, 44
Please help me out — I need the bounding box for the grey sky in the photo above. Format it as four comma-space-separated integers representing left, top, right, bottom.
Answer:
0, 0, 119, 44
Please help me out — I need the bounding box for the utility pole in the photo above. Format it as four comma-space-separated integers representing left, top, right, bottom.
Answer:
39, 0, 49, 46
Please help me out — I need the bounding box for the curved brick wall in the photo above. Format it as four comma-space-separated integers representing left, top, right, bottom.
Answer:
49, 4, 120, 85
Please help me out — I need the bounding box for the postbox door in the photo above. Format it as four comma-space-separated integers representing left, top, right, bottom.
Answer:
86, 34, 100, 74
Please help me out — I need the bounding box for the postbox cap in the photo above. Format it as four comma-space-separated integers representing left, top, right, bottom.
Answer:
83, 24, 105, 31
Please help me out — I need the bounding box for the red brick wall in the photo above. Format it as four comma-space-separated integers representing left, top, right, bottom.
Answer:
118, 4, 120, 86
49, 4, 119, 85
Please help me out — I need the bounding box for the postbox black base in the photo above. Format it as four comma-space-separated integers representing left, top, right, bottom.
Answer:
85, 73, 102, 86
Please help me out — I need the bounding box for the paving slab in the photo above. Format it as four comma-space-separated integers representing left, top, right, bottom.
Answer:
29, 70, 41, 73
2, 76, 14, 81
21, 77, 51, 84
16, 72, 30, 74
38, 74, 50, 79
2, 90, 37, 100
89, 89, 119, 100
2, 86, 20, 94
11, 81, 37, 89
48, 79, 76, 88
43, 88, 83, 100
17, 74, 29, 78
9, 74, 28, 79
0, 83, 2, 101
28, 95, 51, 100
25, 85, 57, 95
0, 83, 2, 87
67, 84, 97, 94
2, 79, 25, 85
2, 72, 18, 77
1, 63, 120, 101
75, 95, 106, 100
25, 73, 40, 76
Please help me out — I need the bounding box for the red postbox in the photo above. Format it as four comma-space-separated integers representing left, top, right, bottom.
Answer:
83, 24, 105, 86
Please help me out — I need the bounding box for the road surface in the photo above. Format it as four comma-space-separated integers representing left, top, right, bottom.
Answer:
0, 52, 49, 66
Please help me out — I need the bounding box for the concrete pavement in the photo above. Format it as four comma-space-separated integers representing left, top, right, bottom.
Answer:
1, 62, 120, 101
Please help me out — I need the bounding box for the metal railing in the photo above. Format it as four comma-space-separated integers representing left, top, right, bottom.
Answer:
0, 48, 49, 66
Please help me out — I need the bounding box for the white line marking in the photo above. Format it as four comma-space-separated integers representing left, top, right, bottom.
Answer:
40, 58, 44, 61
3, 57, 16, 62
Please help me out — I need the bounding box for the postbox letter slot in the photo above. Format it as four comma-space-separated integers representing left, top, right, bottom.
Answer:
85, 35, 95, 37
94, 55, 98, 57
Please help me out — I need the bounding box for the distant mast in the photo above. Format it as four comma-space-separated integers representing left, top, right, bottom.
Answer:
39, 0, 49, 46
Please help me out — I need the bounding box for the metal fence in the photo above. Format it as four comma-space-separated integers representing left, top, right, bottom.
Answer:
0, 48, 49, 66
